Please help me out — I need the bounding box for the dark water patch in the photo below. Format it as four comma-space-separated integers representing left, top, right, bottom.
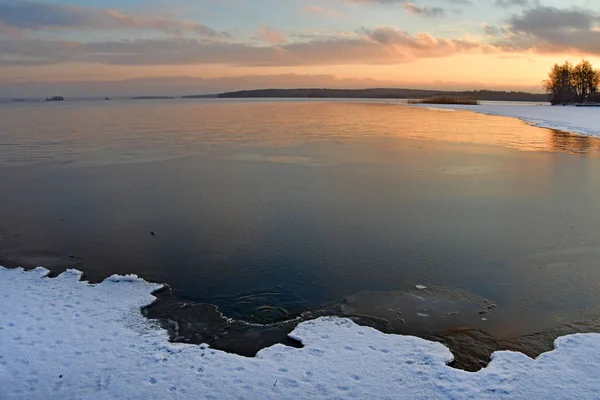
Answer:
331, 290, 600, 371
143, 285, 600, 372
142, 292, 303, 357
142, 287, 492, 360
5, 260, 600, 372
427, 316, 600, 371
335, 288, 493, 336
145, 285, 600, 372
207, 289, 313, 324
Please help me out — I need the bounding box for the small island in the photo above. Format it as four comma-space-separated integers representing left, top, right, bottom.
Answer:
45, 96, 64, 102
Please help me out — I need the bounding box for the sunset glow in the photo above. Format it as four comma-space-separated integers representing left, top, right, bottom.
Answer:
1, 0, 599, 96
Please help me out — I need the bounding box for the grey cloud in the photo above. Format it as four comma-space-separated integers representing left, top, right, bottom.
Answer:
509, 6, 597, 32
492, 6, 600, 55
483, 25, 503, 36
484, 25, 498, 36
344, 0, 448, 17
0, 1, 91, 29
345, 0, 446, 3
402, 3, 445, 17
495, 0, 528, 8
0, 0, 228, 37
345, 0, 459, 6
346, 0, 473, 13
344, 0, 405, 3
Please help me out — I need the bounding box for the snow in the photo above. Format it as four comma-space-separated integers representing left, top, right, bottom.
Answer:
415, 104, 600, 138
2, 266, 600, 399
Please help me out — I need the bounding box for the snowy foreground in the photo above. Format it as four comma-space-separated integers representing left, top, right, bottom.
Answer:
415, 103, 600, 138
2, 267, 600, 399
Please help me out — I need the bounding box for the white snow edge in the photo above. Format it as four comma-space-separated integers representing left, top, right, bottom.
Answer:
412, 103, 600, 139
1, 266, 600, 399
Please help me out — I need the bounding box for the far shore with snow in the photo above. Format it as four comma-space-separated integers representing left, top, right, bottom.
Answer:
412, 103, 600, 139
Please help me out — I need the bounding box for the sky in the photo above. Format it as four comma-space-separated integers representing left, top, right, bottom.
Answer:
1, 0, 600, 96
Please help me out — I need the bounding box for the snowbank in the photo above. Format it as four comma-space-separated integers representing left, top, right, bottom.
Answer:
414, 103, 600, 138
2, 266, 600, 399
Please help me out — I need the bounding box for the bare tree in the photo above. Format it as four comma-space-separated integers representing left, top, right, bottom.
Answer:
572, 60, 600, 102
543, 62, 577, 105
544, 60, 600, 104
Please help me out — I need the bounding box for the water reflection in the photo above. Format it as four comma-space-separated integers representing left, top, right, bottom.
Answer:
549, 129, 598, 154
2, 100, 600, 167
395, 106, 600, 156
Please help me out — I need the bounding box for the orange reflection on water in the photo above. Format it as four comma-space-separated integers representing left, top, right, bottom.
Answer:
382, 105, 600, 156
2, 100, 600, 166
187, 101, 600, 157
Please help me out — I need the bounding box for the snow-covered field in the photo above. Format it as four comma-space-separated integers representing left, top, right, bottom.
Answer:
414, 103, 600, 138
2, 267, 600, 399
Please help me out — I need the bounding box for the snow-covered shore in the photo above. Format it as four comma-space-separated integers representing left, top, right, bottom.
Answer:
414, 103, 600, 138
2, 267, 600, 399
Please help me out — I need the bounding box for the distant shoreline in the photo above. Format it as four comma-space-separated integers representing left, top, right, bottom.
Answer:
184, 88, 548, 102
4, 88, 549, 103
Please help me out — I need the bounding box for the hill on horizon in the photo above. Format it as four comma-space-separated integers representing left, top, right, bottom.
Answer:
183, 88, 548, 102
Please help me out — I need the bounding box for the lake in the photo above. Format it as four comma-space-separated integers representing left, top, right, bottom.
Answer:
2, 99, 600, 367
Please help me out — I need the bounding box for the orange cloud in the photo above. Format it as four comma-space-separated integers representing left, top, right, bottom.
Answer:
305, 4, 342, 18
0, 27, 499, 68
254, 25, 287, 45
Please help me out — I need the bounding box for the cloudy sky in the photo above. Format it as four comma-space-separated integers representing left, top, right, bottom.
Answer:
1, 0, 600, 96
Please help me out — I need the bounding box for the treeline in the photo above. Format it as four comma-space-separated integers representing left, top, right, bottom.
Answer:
213, 88, 548, 102
543, 60, 600, 105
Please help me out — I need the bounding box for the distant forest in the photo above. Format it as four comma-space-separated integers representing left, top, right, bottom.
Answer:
183, 89, 549, 102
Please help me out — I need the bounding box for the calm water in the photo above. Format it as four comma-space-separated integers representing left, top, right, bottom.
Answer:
2, 99, 600, 343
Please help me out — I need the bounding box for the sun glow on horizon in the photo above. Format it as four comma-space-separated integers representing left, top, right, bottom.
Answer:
1, 0, 599, 95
